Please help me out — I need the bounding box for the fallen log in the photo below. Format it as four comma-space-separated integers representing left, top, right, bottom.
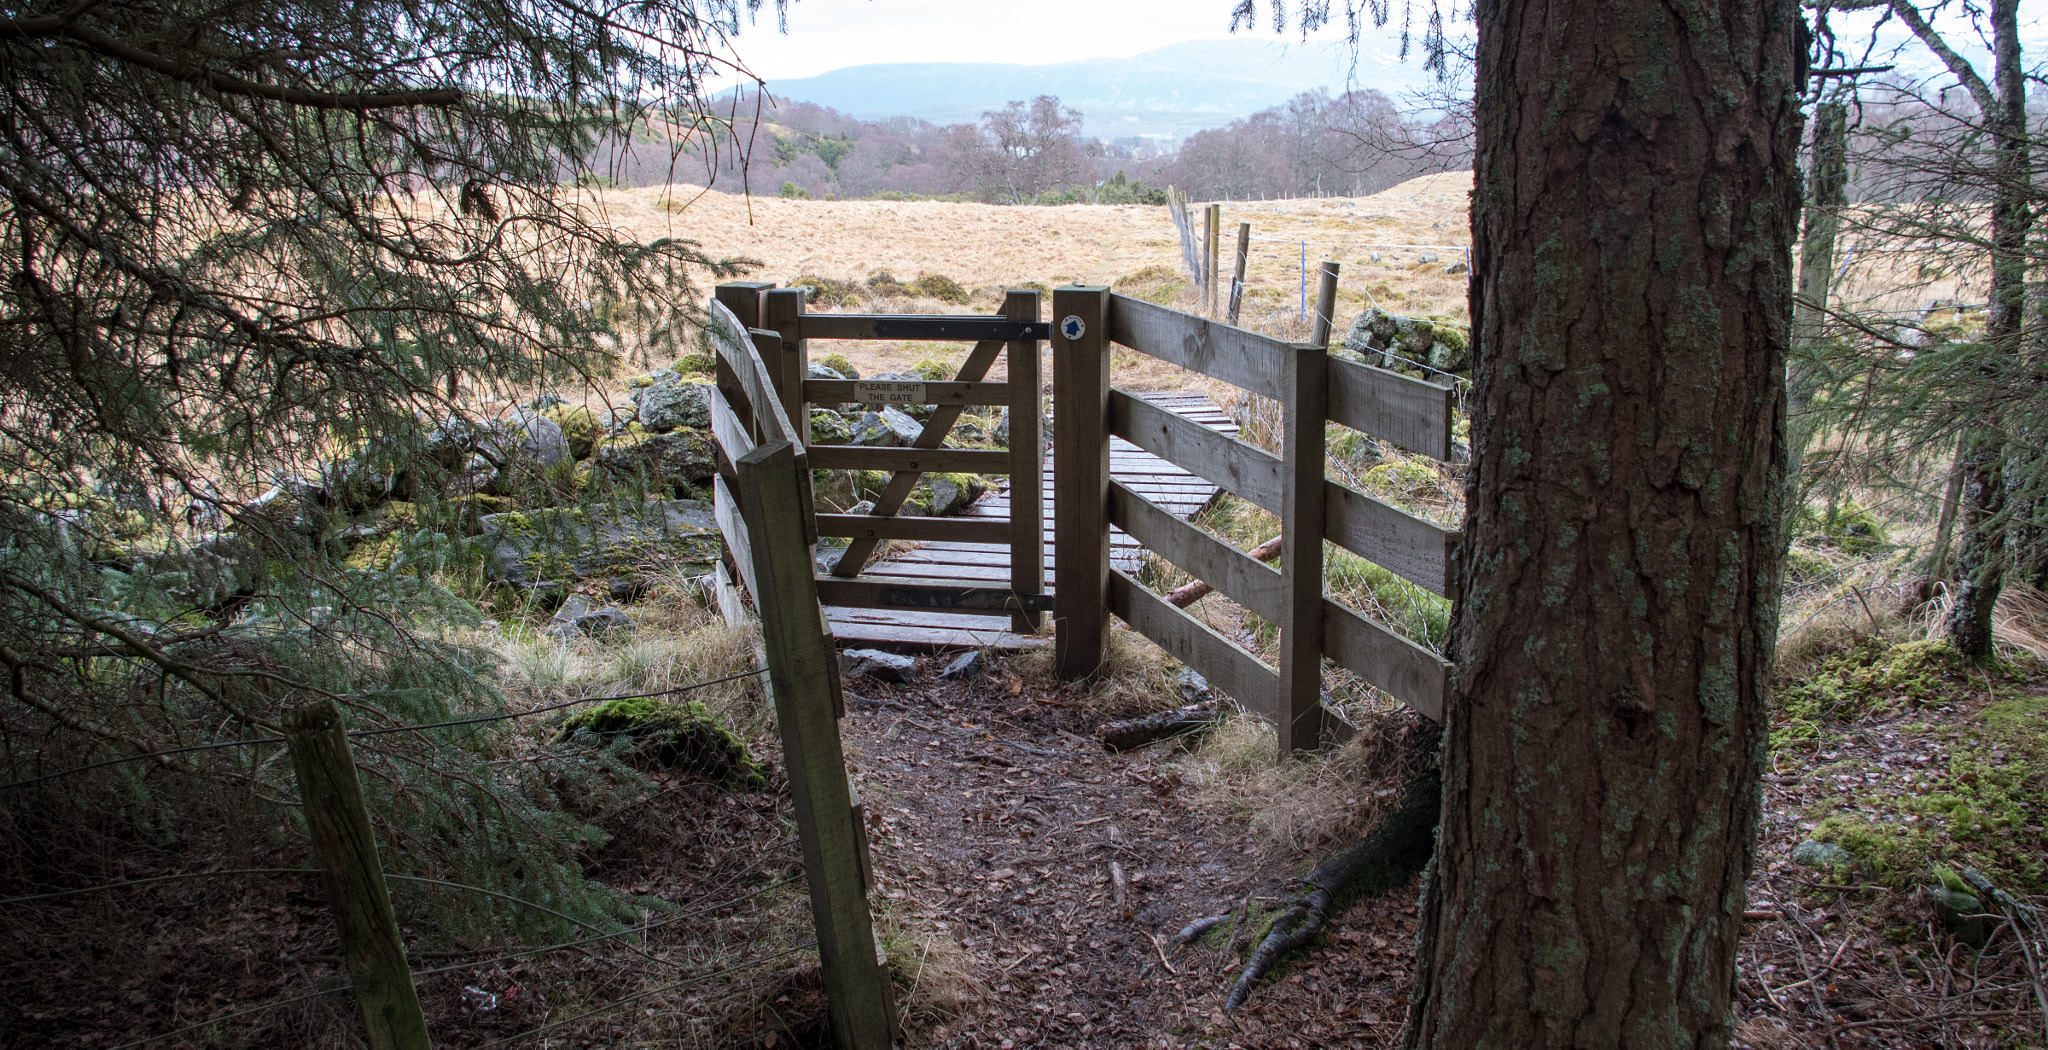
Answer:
1223, 735, 1441, 1011
1165, 535, 1282, 607
1098, 702, 1219, 752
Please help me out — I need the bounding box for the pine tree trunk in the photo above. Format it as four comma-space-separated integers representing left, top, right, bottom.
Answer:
1401, 0, 1801, 1044
1939, 0, 2031, 662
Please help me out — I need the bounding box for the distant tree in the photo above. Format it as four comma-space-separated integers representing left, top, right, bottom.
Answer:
949, 95, 1096, 204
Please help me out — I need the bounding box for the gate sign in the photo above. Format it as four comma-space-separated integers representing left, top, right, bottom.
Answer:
1061, 315, 1086, 341
854, 380, 929, 404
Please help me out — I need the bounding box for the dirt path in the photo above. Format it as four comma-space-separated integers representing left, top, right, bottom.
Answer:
839, 657, 1422, 1050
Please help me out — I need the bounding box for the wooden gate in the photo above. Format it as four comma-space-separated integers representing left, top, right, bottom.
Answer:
715, 282, 1053, 636
701, 299, 893, 1050
1049, 286, 1458, 755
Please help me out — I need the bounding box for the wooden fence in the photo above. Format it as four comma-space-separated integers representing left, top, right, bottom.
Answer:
714, 282, 1053, 635
701, 298, 894, 1050
1049, 288, 1458, 754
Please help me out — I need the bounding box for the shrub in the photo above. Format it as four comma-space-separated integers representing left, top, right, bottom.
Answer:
909, 273, 969, 303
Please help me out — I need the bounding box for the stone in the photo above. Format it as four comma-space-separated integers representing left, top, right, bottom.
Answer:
424, 415, 476, 468
1443, 259, 1469, 275
477, 408, 571, 470
850, 412, 902, 447
634, 377, 712, 432
1790, 840, 1860, 873
1342, 307, 1471, 375
542, 404, 602, 460
1415, 251, 1438, 265
590, 428, 717, 492
1928, 887, 1995, 948
951, 422, 989, 445
137, 534, 266, 608
877, 406, 924, 444
1173, 668, 1214, 705
840, 648, 917, 683
246, 476, 327, 535
810, 409, 855, 446
808, 362, 847, 381
548, 595, 636, 638
939, 650, 984, 680
915, 473, 987, 516
479, 498, 722, 591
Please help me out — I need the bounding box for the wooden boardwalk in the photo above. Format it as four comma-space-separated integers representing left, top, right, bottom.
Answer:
825, 391, 1238, 650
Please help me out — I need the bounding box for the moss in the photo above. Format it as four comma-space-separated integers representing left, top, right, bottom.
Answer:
1325, 547, 1451, 649
541, 404, 601, 460
345, 535, 400, 571
1361, 459, 1440, 501
1793, 499, 1892, 554
818, 352, 858, 379
1784, 545, 1835, 583
908, 273, 968, 303
790, 274, 862, 307
1778, 638, 1971, 725
628, 373, 658, 389
912, 358, 957, 382
673, 353, 715, 376
558, 698, 767, 789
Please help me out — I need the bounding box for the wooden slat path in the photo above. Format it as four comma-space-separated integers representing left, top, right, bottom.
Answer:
825, 391, 1237, 649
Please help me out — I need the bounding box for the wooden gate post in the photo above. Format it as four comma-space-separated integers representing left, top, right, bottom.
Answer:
714, 282, 773, 329
1052, 286, 1112, 678
1004, 289, 1046, 634
283, 698, 432, 1050
1276, 343, 1330, 756
761, 287, 810, 436
734, 439, 895, 1050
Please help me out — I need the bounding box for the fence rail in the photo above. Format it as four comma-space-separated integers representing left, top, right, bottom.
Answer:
1054, 288, 1454, 752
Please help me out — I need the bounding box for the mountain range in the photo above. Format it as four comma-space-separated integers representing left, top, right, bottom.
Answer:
738, 38, 1448, 139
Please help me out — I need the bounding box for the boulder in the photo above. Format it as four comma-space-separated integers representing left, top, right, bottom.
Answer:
635, 376, 712, 432
841, 648, 917, 683
1789, 839, 1860, 874
589, 428, 717, 492
808, 362, 847, 381
542, 404, 602, 460
547, 595, 636, 638
477, 408, 571, 470
915, 473, 987, 516
1929, 886, 1995, 948
877, 406, 924, 444
479, 498, 722, 592
136, 534, 267, 608
246, 476, 328, 536
851, 412, 902, 447
810, 409, 855, 446
939, 649, 984, 680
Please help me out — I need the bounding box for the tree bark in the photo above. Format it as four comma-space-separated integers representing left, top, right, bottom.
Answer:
1402, 0, 1800, 1045
1921, 0, 2031, 661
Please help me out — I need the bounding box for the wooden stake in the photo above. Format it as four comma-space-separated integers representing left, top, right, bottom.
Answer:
1052, 286, 1112, 679
284, 698, 432, 1050
1204, 204, 1222, 316
1311, 262, 1340, 347
1227, 222, 1251, 326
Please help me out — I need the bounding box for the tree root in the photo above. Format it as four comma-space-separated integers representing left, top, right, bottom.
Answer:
1223, 747, 1442, 1011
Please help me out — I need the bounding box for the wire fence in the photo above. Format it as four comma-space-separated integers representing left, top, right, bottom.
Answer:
0, 667, 767, 792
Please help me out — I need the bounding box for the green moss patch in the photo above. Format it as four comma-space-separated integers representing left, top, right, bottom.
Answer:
558, 698, 767, 788
542, 404, 601, 460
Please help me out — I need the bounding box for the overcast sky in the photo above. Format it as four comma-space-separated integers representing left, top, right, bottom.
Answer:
707, 0, 1367, 83
704, 0, 2045, 93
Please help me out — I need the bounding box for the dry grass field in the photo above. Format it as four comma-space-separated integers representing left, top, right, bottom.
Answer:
586, 172, 1477, 385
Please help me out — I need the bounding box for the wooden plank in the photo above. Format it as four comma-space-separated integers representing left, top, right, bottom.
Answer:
734, 439, 894, 1049
815, 515, 1011, 543
1107, 389, 1282, 512
814, 575, 1053, 615
708, 300, 792, 448
711, 561, 749, 628
1053, 286, 1112, 677
1004, 289, 1045, 635
1107, 570, 1277, 717
1106, 293, 1286, 400
805, 379, 1015, 407
826, 617, 1046, 651
806, 446, 1013, 473
1321, 599, 1448, 722
1106, 481, 1281, 621
830, 337, 1008, 576
798, 313, 1049, 342
1325, 356, 1455, 460
710, 387, 756, 463
1277, 343, 1330, 755
713, 475, 760, 601
1324, 481, 1460, 598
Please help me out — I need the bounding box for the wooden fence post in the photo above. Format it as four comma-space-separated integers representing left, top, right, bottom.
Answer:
1227, 222, 1251, 326
714, 282, 773, 329
1277, 343, 1330, 756
1052, 286, 1112, 679
761, 287, 810, 436
735, 440, 895, 1050
283, 699, 432, 1050
1005, 289, 1046, 634
1311, 262, 1340, 347
1203, 205, 1221, 316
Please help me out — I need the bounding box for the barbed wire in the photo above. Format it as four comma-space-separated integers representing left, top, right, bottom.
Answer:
0, 668, 767, 792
